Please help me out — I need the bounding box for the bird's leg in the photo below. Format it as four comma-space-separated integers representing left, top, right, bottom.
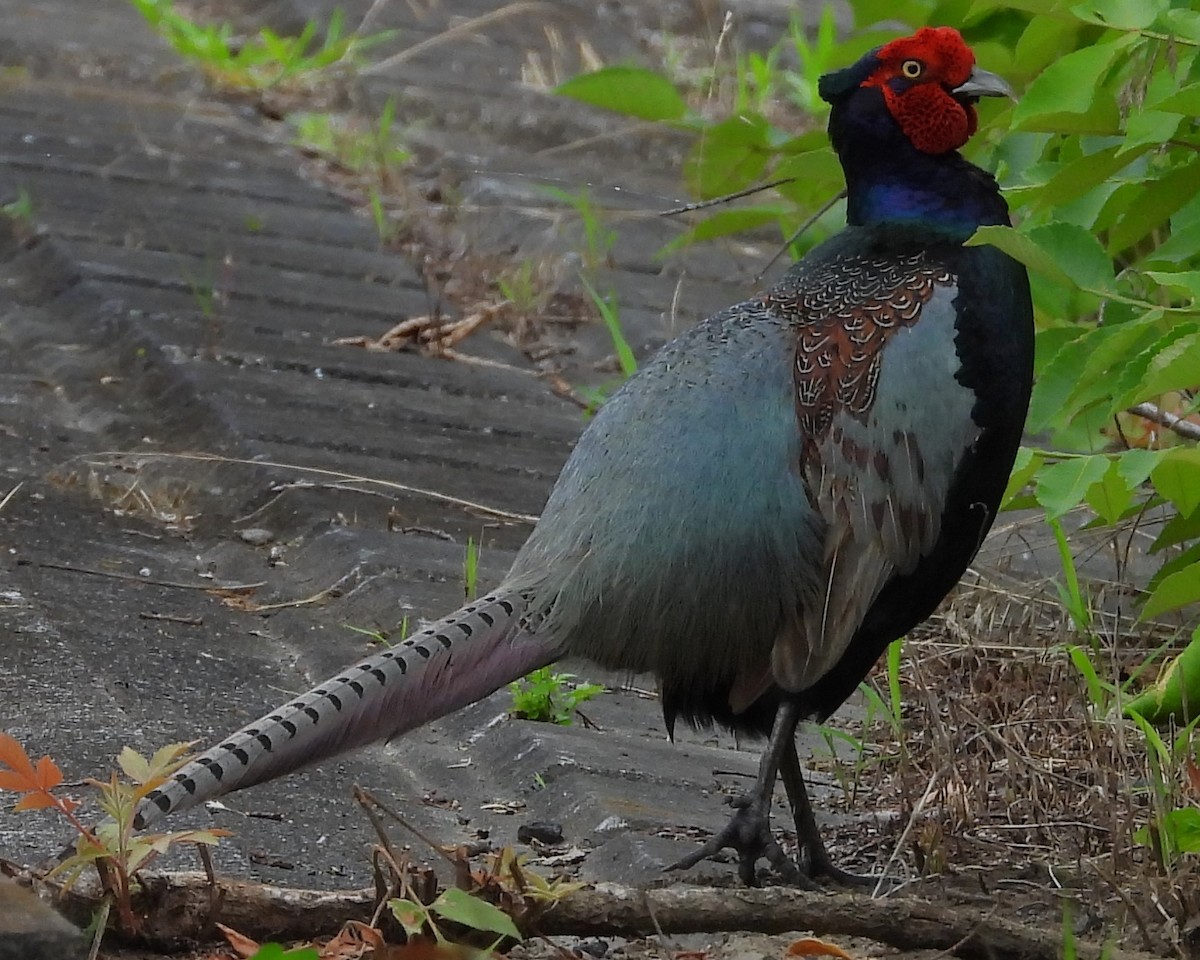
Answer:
666, 697, 814, 887
779, 737, 878, 888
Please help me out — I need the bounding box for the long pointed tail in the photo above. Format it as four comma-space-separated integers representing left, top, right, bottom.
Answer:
134, 591, 554, 830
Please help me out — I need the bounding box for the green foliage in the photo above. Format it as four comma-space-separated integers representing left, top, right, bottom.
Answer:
581, 276, 638, 379
128, 0, 393, 92
509, 668, 604, 725
1126, 624, 1200, 723
291, 98, 409, 176
1127, 710, 1200, 864
557, 66, 687, 121
391, 885, 520, 945
464, 536, 480, 600
541, 185, 617, 276
0, 734, 226, 937
247, 946, 320, 960
1, 187, 34, 223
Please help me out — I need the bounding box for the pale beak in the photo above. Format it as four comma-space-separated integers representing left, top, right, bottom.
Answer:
952, 66, 1016, 101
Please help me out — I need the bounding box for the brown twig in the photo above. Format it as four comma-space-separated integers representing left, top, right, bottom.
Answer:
1126, 401, 1200, 442
34, 561, 263, 592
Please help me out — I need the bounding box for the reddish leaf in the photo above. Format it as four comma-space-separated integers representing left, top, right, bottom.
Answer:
0, 732, 39, 787
788, 938, 855, 960
12, 793, 60, 811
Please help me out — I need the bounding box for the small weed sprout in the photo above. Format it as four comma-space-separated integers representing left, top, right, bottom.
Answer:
246, 945, 320, 960
464, 536, 480, 600
344, 614, 409, 648
541, 185, 616, 277
2, 187, 35, 223
497, 259, 549, 316
391, 885, 520, 948
509, 668, 604, 725
291, 98, 409, 180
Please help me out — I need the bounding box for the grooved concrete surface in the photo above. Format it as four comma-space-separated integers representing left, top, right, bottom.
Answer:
0, 0, 863, 893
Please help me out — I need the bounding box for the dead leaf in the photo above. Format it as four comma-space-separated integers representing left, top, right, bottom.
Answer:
320, 920, 384, 959
788, 937, 854, 960
216, 921, 261, 959
1187, 760, 1200, 796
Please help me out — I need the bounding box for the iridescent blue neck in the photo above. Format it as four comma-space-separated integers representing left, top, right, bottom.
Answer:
849, 178, 1005, 240
827, 85, 1011, 240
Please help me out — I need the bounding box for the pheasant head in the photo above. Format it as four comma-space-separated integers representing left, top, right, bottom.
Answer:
818, 26, 1015, 232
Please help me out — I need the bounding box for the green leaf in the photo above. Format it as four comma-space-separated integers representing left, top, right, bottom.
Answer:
1057, 318, 1164, 423
966, 225, 1073, 287
247, 945, 320, 960
1145, 271, 1200, 302
1153, 82, 1200, 115
431, 887, 522, 940
1160, 808, 1200, 855
1126, 326, 1200, 401
1014, 17, 1081, 76
853, 0, 936, 28
1142, 561, 1200, 623
1147, 541, 1200, 597
389, 898, 431, 938
1027, 222, 1114, 291
1107, 323, 1193, 415
1159, 8, 1200, 44
1034, 455, 1112, 519
1152, 448, 1200, 516
1012, 35, 1136, 129
1152, 507, 1200, 553
660, 207, 783, 255
684, 114, 773, 198
1116, 448, 1167, 489
555, 66, 686, 122
1069, 645, 1110, 709
1029, 330, 1094, 432
1032, 145, 1146, 213
1125, 626, 1200, 722
1118, 110, 1184, 156
1070, 0, 1164, 30
1002, 446, 1042, 508
1108, 158, 1200, 252
1084, 458, 1136, 523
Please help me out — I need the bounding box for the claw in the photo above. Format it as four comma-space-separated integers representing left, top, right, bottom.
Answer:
667, 698, 895, 888
665, 792, 808, 887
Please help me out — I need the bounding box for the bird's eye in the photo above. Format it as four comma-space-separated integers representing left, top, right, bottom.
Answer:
901, 59, 923, 79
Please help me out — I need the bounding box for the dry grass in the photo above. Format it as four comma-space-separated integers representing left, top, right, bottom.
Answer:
811, 530, 1200, 955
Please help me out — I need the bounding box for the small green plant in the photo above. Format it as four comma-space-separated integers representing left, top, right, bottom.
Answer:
464, 536, 480, 600
0, 733, 226, 936
1127, 711, 1200, 867
1, 187, 34, 223
574, 277, 637, 414
541, 185, 616, 276
129, 0, 392, 93
366, 188, 403, 247
817, 638, 906, 804
781, 6, 841, 116
509, 668, 603, 725
247, 946, 319, 960
344, 615, 409, 648
291, 98, 409, 177
391, 884, 520, 947
497, 259, 550, 316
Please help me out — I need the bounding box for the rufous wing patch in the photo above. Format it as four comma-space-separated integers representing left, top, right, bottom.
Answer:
759, 253, 961, 695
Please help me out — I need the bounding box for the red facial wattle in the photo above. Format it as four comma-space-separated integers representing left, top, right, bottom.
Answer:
862, 26, 980, 155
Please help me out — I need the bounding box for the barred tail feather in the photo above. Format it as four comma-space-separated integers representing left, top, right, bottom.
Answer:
134, 591, 554, 830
